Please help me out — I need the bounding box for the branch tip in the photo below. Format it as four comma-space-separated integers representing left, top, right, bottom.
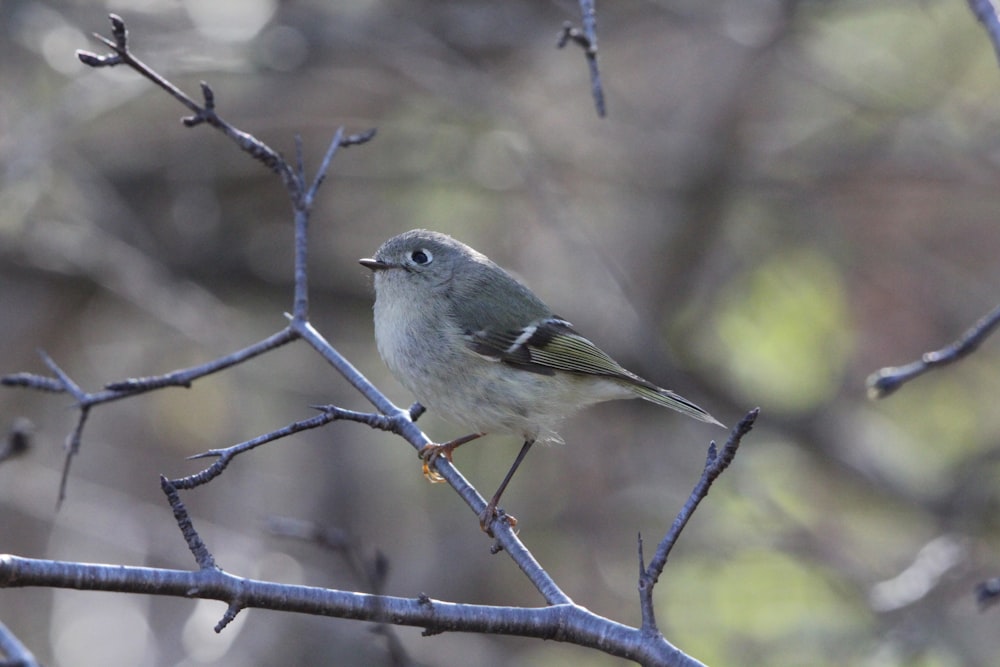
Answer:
108, 14, 127, 47
341, 128, 377, 147
185, 449, 221, 461
867, 303, 1000, 399
76, 50, 120, 67
200, 81, 215, 108
215, 602, 243, 632
558, 2, 606, 117
558, 22, 592, 52
976, 577, 1000, 610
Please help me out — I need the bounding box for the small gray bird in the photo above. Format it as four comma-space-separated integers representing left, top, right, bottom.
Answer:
361, 229, 722, 533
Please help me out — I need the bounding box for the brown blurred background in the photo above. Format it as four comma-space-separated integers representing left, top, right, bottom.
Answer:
4, 1, 1000, 665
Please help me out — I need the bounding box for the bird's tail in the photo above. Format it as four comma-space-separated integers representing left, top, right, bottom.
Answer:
631, 385, 725, 428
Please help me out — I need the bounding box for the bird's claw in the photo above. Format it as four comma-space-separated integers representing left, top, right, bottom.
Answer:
419, 443, 453, 483
479, 503, 518, 537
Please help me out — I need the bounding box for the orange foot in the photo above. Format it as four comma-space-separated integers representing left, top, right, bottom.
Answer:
418, 432, 484, 483
419, 443, 453, 483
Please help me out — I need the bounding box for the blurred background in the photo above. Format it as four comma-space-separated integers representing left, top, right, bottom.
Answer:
3, 0, 1000, 665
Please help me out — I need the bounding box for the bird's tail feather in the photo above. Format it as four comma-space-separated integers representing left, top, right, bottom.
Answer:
631, 385, 725, 428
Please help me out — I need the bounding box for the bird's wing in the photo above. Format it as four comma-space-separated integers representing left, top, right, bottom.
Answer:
464, 317, 724, 426
465, 316, 649, 384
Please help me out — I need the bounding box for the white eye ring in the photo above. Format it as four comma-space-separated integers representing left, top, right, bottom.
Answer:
409, 248, 433, 265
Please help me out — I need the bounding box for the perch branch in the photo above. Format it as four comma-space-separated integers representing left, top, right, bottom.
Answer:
0, 554, 705, 666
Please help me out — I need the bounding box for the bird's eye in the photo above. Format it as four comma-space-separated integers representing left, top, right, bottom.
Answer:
410, 248, 432, 265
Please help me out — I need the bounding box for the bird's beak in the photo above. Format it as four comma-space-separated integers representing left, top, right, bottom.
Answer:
359, 258, 390, 271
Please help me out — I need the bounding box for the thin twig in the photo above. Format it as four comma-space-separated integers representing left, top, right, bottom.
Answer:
161, 476, 218, 571
1, 373, 66, 393
78, 16, 292, 182
0, 620, 41, 667
173, 409, 350, 488
558, 0, 606, 117
106, 327, 299, 392
409, 402, 426, 421
867, 303, 1000, 399
38, 350, 85, 402
638, 409, 759, 632
637, 532, 658, 633
4, 328, 299, 506
56, 407, 90, 509
968, 0, 1000, 67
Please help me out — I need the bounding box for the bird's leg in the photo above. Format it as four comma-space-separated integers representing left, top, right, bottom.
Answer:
480, 439, 535, 536
420, 432, 484, 482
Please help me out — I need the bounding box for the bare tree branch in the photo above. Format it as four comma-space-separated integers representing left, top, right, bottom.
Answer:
866, 303, 1000, 399
2, 328, 301, 506
558, 0, 606, 117
79, 16, 290, 181
638, 408, 759, 632
0, 620, 40, 667
176, 407, 363, 488
0, 554, 706, 666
